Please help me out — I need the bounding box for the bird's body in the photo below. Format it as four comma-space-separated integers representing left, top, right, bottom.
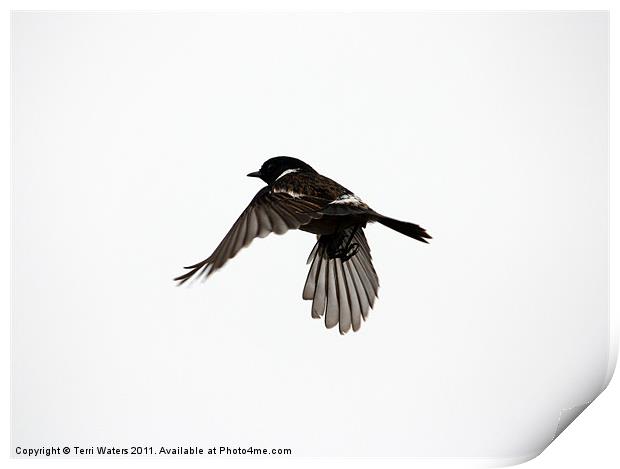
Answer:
175, 156, 431, 334
273, 170, 365, 236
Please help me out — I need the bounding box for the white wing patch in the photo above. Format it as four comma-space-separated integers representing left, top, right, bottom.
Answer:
329, 193, 365, 206
275, 168, 300, 181
272, 187, 303, 198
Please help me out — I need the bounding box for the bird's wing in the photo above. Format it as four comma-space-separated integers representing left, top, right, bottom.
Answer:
303, 228, 379, 334
175, 187, 326, 284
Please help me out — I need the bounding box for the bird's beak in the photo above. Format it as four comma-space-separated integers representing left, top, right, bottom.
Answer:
247, 171, 261, 178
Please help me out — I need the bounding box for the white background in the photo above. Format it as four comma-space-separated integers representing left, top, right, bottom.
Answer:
8, 5, 614, 468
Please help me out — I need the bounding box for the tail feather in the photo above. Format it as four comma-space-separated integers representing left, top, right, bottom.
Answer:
374, 215, 432, 243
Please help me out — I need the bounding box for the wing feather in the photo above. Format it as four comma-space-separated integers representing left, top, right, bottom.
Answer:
335, 260, 352, 334
256, 208, 272, 237
244, 209, 259, 245
347, 258, 371, 320
311, 254, 327, 318
343, 260, 362, 331
325, 260, 339, 328
303, 229, 379, 333
174, 188, 324, 284
303, 246, 321, 300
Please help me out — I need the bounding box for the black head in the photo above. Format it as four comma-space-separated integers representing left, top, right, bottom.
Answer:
247, 156, 315, 185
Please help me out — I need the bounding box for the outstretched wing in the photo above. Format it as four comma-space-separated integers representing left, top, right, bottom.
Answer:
303, 228, 379, 334
175, 188, 326, 284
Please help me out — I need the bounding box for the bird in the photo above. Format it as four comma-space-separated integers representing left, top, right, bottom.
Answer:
174, 156, 431, 334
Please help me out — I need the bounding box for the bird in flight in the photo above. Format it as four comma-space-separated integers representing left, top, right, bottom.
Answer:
175, 156, 431, 334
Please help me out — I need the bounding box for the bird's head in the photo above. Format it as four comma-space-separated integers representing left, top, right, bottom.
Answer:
247, 156, 315, 185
